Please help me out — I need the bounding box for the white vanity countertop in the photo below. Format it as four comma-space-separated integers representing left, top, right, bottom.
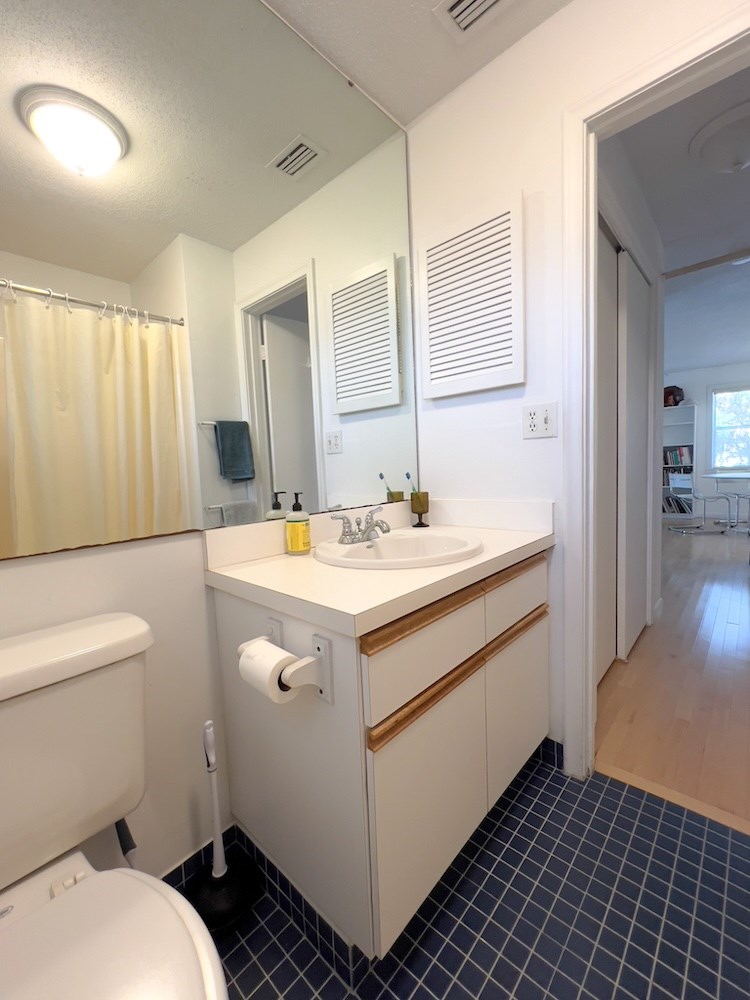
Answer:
205, 525, 554, 636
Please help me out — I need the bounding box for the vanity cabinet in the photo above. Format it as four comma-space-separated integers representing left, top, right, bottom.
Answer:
209, 545, 551, 959
360, 553, 549, 954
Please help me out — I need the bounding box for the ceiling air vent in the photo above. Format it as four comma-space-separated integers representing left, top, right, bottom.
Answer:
433, 0, 509, 39
268, 135, 324, 180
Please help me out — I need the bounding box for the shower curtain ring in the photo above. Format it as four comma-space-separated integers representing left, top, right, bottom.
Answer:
45, 288, 53, 309
64, 293, 72, 314
144, 310, 150, 328
6, 280, 17, 302
98, 301, 107, 320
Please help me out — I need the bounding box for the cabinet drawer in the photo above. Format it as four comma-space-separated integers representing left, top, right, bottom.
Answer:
486, 616, 549, 806
361, 591, 484, 726
366, 669, 487, 955
483, 554, 547, 643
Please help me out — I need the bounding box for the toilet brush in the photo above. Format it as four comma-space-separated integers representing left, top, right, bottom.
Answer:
182, 720, 263, 931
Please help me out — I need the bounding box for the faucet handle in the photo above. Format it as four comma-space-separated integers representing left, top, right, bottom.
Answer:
363, 505, 383, 526
331, 512, 354, 543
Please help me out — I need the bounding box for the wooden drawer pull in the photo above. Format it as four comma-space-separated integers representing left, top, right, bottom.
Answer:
479, 552, 547, 595
359, 582, 484, 657
367, 602, 549, 753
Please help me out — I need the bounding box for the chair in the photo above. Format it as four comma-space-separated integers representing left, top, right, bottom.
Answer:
668, 490, 731, 534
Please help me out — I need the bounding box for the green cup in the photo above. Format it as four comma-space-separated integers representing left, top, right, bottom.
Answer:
387, 490, 404, 502
410, 491, 429, 526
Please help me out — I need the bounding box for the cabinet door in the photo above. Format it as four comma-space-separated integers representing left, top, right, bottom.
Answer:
486, 618, 549, 807
367, 671, 486, 955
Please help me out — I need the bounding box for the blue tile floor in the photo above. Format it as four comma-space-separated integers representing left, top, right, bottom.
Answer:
215, 757, 750, 999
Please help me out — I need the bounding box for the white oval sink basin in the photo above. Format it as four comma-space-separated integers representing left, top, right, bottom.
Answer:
314, 529, 483, 570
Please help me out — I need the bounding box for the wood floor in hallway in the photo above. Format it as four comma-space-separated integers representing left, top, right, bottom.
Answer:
596, 524, 750, 835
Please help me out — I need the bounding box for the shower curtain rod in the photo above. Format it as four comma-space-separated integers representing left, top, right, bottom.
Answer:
0, 279, 185, 327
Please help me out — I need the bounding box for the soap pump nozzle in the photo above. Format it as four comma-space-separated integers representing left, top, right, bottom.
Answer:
292, 492, 303, 511
271, 490, 286, 511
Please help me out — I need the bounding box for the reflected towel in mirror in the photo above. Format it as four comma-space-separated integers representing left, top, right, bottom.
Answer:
214, 421, 255, 481
221, 500, 256, 526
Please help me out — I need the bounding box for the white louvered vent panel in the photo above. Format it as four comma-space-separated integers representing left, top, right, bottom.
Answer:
422, 199, 524, 398
331, 255, 401, 414
448, 0, 504, 32
432, 0, 509, 41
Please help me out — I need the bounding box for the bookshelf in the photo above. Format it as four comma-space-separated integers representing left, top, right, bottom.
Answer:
662, 403, 695, 518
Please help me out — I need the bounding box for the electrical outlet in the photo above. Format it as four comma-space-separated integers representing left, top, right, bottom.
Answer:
522, 403, 558, 439
325, 430, 343, 454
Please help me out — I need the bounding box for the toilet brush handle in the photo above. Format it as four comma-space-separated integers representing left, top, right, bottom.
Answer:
203, 720, 217, 772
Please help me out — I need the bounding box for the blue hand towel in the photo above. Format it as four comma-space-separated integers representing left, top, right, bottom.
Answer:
214, 421, 255, 481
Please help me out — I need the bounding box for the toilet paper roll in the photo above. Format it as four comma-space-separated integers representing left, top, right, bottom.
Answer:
238, 637, 299, 703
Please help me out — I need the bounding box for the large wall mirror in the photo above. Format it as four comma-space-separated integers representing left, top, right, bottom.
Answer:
0, 0, 417, 559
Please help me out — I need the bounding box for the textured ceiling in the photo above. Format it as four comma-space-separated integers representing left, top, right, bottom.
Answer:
261, 0, 574, 126
0, 0, 398, 280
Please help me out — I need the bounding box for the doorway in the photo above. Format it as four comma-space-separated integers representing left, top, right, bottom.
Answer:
239, 266, 324, 518
590, 65, 750, 832
560, 22, 750, 783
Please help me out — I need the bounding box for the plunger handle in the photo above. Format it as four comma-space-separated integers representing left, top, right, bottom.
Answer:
202, 721, 227, 879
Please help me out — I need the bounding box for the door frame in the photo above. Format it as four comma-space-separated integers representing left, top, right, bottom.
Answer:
561, 21, 750, 779
235, 260, 325, 513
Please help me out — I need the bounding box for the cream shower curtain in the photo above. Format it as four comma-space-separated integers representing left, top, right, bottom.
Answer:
1, 295, 200, 558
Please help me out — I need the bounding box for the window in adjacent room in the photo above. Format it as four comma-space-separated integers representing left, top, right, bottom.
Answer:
711, 385, 750, 469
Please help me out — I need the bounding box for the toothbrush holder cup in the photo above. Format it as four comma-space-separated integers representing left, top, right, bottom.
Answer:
410, 491, 429, 527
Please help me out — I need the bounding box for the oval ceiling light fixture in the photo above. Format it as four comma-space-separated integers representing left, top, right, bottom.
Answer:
688, 100, 750, 174
18, 85, 128, 178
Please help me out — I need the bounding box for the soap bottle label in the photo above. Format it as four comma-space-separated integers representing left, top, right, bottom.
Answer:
286, 520, 311, 554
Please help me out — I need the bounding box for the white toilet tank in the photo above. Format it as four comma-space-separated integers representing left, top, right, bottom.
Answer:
0, 613, 154, 891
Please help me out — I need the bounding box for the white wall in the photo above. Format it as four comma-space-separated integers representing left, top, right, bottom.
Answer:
0, 533, 229, 879
180, 235, 248, 525
0, 248, 130, 306
234, 132, 416, 510
406, 0, 750, 748
665, 362, 750, 484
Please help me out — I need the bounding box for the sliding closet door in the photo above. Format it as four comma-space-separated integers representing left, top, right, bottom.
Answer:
617, 251, 651, 659
594, 225, 618, 683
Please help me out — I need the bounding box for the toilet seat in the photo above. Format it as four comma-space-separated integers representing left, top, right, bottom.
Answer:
0, 866, 228, 1000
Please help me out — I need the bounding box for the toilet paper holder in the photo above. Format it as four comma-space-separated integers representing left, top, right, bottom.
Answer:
238, 635, 334, 705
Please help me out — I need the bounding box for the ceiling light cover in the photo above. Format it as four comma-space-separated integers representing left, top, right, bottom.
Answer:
18, 86, 129, 178
688, 101, 750, 174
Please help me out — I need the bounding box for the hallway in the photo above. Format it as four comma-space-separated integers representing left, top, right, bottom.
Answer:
596, 525, 750, 835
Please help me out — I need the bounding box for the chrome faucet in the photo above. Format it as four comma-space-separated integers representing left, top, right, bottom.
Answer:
331, 506, 391, 544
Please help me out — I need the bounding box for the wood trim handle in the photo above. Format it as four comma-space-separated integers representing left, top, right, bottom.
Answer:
367, 603, 549, 753
359, 582, 485, 656
367, 648, 486, 753
479, 553, 547, 594
483, 603, 549, 660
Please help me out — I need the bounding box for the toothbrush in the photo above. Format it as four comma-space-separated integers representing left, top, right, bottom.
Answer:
405, 471, 418, 493
378, 472, 392, 494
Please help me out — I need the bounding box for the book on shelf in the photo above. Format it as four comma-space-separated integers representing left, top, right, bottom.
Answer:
662, 445, 693, 466
662, 493, 693, 515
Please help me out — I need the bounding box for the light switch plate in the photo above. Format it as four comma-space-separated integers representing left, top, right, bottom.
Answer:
325, 431, 343, 454
522, 403, 558, 439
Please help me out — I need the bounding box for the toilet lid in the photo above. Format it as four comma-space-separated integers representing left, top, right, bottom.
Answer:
0, 869, 226, 1000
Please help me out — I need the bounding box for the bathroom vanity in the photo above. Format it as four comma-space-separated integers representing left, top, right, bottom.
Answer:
205, 515, 554, 957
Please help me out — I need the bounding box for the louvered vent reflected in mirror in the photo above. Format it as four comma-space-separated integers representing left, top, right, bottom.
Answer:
331, 255, 401, 414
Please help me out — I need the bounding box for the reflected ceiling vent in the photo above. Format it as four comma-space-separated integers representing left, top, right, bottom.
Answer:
268, 135, 324, 180
433, 0, 510, 39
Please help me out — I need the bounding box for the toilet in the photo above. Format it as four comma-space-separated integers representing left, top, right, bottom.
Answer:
0, 613, 228, 999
